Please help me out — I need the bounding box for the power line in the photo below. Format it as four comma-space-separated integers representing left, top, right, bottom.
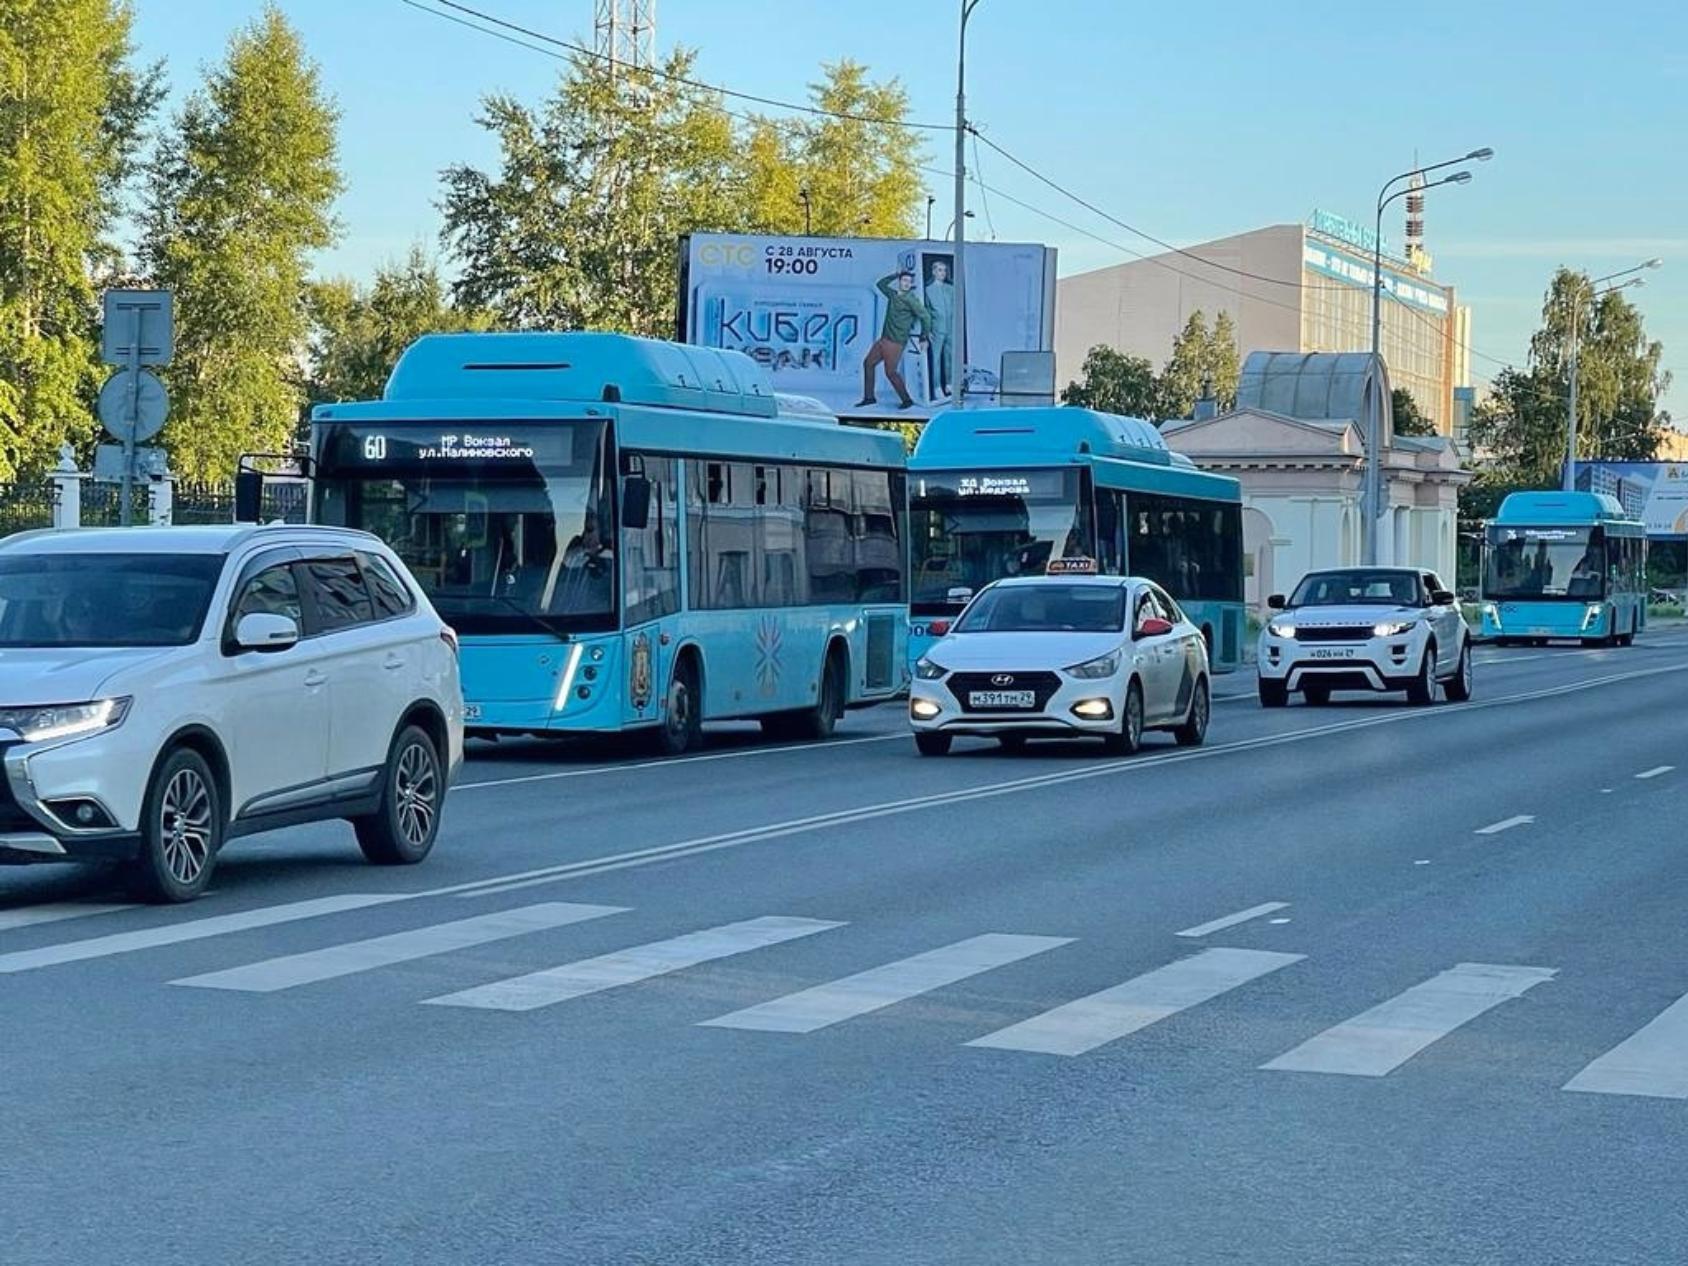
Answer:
405, 0, 956, 132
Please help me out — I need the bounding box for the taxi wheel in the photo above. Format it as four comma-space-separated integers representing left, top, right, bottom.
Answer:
1102, 681, 1144, 755
1173, 678, 1209, 747
915, 732, 952, 757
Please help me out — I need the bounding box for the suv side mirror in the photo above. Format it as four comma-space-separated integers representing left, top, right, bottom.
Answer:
1267, 594, 1287, 610
1432, 589, 1456, 606
235, 612, 299, 652
621, 477, 652, 531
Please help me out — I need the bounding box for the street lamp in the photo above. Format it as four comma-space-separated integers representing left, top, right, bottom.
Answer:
798, 187, 812, 236
1362, 148, 1492, 565
926, 195, 936, 240
953, 0, 983, 409
944, 210, 975, 240
1563, 258, 1663, 490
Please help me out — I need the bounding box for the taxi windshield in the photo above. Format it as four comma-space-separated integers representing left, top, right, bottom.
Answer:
955, 584, 1127, 633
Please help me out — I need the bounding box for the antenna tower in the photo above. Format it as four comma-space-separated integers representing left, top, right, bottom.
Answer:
594, 0, 656, 76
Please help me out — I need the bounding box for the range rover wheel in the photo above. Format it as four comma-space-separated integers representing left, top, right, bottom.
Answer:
1406, 646, 1437, 706
129, 748, 222, 904
1444, 641, 1474, 702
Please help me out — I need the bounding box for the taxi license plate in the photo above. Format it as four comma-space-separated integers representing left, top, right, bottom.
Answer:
1308, 649, 1353, 660
969, 690, 1036, 709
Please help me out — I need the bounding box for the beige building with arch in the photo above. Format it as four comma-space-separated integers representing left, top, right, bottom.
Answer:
1163, 352, 1470, 609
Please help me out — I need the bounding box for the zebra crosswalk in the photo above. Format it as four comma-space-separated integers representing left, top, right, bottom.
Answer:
3, 893, 1687, 1100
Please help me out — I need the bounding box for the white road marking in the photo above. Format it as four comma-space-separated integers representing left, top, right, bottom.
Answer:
0, 903, 134, 932
699, 933, 1071, 1034
427, 659, 1688, 900
1175, 902, 1289, 939
453, 733, 905, 792
0, 894, 406, 974
422, 915, 843, 1013
1565, 990, 1688, 1099
1475, 814, 1535, 835
967, 947, 1304, 1057
170, 902, 625, 993
1263, 962, 1556, 1077
1635, 765, 1674, 780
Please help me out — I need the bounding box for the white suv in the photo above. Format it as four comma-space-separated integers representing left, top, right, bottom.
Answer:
0, 526, 464, 901
1256, 567, 1473, 707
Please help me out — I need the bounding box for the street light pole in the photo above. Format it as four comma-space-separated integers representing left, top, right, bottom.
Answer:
1362, 148, 1491, 565
953, 0, 982, 411
1564, 259, 1660, 490
926, 195, 935, 240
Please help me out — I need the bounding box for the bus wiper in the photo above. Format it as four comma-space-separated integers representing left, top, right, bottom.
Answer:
438, 591, 575, 641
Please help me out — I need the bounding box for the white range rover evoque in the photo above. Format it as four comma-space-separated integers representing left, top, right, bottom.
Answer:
1256, 566, 1474, 708
0, 525, 464, 902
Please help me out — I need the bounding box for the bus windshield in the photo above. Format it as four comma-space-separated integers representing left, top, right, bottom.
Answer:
314, 420, 616, 634
910, 468, 1091, 610
1484, 526, 1606, 600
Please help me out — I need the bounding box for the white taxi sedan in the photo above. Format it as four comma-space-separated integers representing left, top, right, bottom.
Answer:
908, 570, 1211, 756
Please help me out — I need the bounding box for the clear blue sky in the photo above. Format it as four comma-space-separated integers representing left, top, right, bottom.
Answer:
129, 0, 1688, 419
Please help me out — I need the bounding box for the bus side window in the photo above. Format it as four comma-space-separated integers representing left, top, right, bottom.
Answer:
1096, 490, 1124, 575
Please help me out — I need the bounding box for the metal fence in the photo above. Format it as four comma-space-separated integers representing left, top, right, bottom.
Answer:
173, 479, 310, 526
0, 480, 59, 540
80, 481, 149, 528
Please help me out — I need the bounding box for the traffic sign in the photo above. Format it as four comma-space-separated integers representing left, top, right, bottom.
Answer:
97, 369, 169, 443
101, 290, 173, 366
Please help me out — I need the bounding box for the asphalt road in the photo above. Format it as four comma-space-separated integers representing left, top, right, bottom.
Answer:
3, 637, 1686, 1265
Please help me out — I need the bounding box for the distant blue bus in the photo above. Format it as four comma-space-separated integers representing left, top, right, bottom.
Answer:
1480, 491, 1647, 646
312, 332, 908, 753
907, 406, 1246, 670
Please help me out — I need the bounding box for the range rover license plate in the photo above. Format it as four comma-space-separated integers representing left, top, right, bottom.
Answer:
969, 690, 1036, 709
1308, 649, 1354, 660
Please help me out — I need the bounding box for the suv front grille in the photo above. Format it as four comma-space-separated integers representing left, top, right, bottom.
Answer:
1295, 626, 1374, 643
946, 671, 1063, 713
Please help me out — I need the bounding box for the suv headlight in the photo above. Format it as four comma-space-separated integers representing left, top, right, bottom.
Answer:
1065, 650, 1121, 679
0, 698, 131, 744
1372, 620, 1417, 637
1267, 619, 1296, 638
914, 657, 947, 680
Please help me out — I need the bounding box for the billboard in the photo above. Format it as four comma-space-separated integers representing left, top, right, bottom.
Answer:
1573, 461, 1688, 537
677, 233, 1057, 420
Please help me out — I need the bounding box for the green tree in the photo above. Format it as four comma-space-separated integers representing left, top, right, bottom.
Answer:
1469, 268, 1672, 487
0, 0, 160, 477
141, 5, 340, 481
1391, 387, 1436, 436
1206, 310, 1240, 410
308, 247, 490, 405
1155, 311, 1213, 421
441, 50, 744, 337
1061, 344, 1158, 418
740, 61, 925, 237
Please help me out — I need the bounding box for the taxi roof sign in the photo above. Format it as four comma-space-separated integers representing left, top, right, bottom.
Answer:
1046, 557, 1098, 574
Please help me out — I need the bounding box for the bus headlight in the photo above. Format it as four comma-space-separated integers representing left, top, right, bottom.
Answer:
1582, 603, 1604, 629
1481, 602, 1500, 626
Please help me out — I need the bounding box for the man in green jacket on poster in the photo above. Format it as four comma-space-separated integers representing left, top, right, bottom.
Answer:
856, 271, 936, 410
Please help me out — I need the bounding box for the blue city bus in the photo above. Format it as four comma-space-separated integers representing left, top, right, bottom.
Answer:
907, 406, 1246, 670
1480, 490, 1647, 647
311, 332, 909, 753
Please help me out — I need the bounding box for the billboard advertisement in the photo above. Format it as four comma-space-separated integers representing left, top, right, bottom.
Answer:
677, 233, 1057, 420
1573, 461, 1688, 537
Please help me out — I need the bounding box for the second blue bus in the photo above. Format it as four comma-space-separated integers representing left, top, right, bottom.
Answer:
1480, 490, 1647, 646
311, 332, 909, 753
907, 405, 1247, 670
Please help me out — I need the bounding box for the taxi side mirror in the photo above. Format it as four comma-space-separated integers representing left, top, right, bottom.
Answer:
1136, 616, 1174, 639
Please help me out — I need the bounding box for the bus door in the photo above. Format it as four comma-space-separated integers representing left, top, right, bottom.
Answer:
618, 457, 681, 729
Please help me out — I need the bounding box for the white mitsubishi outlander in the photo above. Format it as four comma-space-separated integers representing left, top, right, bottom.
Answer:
1256, 566, 1474, 708
0, 526, 464, 901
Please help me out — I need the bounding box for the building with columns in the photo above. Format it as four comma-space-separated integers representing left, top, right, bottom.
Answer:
1162, 352, 1470, 609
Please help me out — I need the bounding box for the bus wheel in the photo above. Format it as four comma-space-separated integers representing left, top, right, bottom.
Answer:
656, 656, 702, 756
764, 646, 844, 741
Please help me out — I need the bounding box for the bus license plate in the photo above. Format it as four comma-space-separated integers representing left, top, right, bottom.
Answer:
970, 690, 1035, 709
1308, 649, 1353, 660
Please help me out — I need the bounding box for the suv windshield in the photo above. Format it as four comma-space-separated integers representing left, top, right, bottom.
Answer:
0, 553, 223, 648
954, 584, 1126, 633
1290, 570, 1422, 607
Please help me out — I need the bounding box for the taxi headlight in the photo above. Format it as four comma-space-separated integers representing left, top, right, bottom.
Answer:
1267, 619, 1296, 639
1372, 620, 1417, 638
914, 657, 947, 680
1065, 650, 1121, 679
0, 697, 131, 743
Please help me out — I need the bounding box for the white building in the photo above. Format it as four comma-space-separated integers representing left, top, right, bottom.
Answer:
1163, 352, 1470, 608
